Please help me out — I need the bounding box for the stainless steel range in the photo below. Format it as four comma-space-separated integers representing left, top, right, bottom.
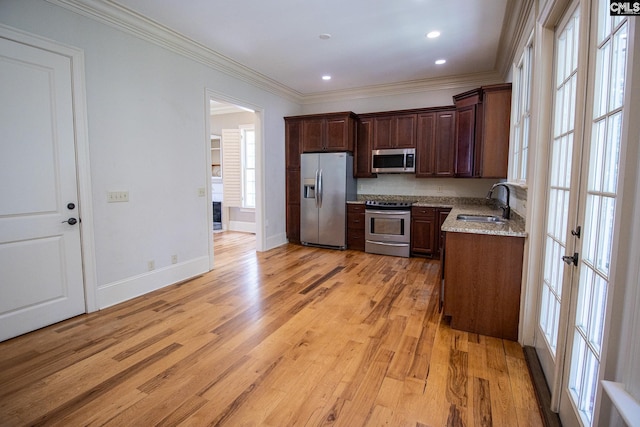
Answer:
364, 200, 412, 257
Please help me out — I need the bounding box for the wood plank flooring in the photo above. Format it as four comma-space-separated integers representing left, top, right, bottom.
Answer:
0, 232, 543, 426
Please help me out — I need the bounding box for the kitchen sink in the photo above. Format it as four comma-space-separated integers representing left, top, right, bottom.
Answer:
456, 214, 506, 224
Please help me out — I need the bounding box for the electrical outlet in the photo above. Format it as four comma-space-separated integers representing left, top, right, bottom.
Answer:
437, 186, 443, 193
147, 260, 155, 271
198, 188, 206, 197
107, 191, 129, 203
171, 255, 178, 264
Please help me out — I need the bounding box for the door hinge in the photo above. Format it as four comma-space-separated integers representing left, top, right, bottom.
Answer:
571, 226, 582, 238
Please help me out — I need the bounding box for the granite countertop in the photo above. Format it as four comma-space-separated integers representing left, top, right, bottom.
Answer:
350, 194, 527, 237
441, 205, 527, 237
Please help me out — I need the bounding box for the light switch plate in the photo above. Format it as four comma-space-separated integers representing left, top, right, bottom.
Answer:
108, 191, 129, 202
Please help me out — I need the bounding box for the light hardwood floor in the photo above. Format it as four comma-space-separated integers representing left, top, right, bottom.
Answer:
0, 232, 543, 426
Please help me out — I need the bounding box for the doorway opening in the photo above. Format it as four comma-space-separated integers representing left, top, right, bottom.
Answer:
206, 95, 261, 265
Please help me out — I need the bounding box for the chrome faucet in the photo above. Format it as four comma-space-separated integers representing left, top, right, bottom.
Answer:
487, 183, 511, 219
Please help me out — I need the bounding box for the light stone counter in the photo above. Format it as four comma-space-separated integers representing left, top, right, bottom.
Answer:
441, 205, 527, 237
352, 194, 527, 237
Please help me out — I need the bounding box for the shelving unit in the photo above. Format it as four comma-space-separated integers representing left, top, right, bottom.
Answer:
211, 134, 221, 178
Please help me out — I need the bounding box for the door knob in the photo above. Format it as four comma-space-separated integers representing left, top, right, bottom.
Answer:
62, 218, 78, 225
562, 252, 579, 266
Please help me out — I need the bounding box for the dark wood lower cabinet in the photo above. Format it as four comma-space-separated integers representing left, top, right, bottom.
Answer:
411, 207, 451, 258
346, 203, 365, 251
411, 207, 436, 256
444, 232, 524, 341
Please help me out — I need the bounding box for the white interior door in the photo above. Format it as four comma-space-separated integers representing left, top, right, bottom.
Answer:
0, 35, 85, 341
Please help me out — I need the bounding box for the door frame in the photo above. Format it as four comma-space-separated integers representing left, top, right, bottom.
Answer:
204, 88, 264, 269
0, 24, 97, 312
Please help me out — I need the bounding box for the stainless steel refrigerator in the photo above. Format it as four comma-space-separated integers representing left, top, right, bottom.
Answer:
300, 152, 356, 249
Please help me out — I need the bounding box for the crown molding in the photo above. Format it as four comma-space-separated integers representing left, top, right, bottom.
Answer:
45, 0, 305, 103
300, 71, 504, 105
495, 0, 535, 79
46, 0, 509, 107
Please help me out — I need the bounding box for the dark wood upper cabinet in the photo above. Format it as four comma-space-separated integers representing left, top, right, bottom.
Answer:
481, 85, 512, 178
285, 118, 303, 169
301, 118, 324, 152
294, 112, 356, 153
372, 113, 417, 149
453, 84, 511, 178
416, 108, 456, 177
454, 104, 477, 177
355, 117, 376, 178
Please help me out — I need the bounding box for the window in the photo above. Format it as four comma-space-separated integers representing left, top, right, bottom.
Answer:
241, 125, 255, 208
509, 32, 534, 184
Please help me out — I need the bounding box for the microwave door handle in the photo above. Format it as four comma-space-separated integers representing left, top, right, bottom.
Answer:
403, 153, 407, 170
317, 169, 323, 208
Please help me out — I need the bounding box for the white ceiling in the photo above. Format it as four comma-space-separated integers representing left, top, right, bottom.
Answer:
113, 0, 510, 96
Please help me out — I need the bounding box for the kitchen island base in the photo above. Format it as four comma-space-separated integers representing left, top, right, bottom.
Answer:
444, 231, 525, 341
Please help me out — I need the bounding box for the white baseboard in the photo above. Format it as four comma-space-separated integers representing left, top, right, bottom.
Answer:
97, 256, 209, 309
229, 221, 256, 234
265, 232, 287, 251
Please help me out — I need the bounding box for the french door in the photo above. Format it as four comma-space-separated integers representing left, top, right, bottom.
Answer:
535, 1, 631, 426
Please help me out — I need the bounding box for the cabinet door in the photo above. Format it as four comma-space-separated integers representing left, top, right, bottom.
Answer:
325, 117, 351, 151
285, 119, 303, 168
437, 208, 451, 256
372, 116, 394, 149
411, 207, 436, 255
416, 112, 435, 177
302, 118, 325, 152
455, 105, 476, 177
346, 204, 365, 251
434, 111, 456, 176
480, 87, 511, 178
394, 114, 417, 148
355, 118, 376, 178
285, 168, 301, 243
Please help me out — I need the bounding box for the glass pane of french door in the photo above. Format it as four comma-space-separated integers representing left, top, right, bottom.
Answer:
537, 5, 581, 383
566, 4, 628, 424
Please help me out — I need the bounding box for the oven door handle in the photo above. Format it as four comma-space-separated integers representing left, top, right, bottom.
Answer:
365, 240, 409, 247
365, 210, 411, 215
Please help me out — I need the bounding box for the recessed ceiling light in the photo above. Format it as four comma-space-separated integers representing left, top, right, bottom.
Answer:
426, 31, 441, 39
435, 59, 446, 65
322, 75, 332, 80
319, 33, 331, 40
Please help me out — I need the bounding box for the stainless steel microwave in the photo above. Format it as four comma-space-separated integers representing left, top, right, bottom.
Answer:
371, 148, 416, 173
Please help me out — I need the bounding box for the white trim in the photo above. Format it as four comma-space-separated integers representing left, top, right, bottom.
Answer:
229, 221, 256, 234
205, 89, 265, 261
97, 257, 209, 309
0, 24, 98, 313
45, 0, 301, 102
601, 382, 640, 427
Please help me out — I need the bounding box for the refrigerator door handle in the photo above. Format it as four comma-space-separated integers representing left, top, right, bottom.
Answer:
317, 169, 323, 208
314, 169, 319, 208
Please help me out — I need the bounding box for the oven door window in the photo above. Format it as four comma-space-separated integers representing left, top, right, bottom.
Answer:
370, 217, 404, 236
